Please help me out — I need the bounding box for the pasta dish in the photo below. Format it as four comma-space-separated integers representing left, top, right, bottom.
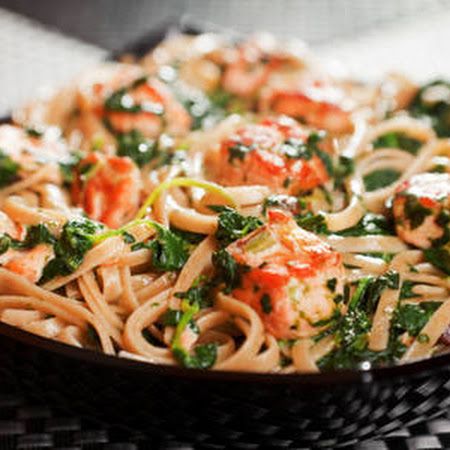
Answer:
0, 32, 449, 373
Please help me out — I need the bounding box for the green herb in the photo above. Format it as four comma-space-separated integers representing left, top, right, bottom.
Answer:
228, 143, 253, 163
104, 77, 162, 116
392, 302, 441, 337
116, 130, 157, 167
262, 195, 300, 215
373, 132, 422, 154
326, 278, 337, 292
336, 213, 394, 237
333, 156, 355, 189
400, 280, 421, 299
260, 293, 272, 314
146, 223, 190, 272
361, 252, 395, 263
0, 149, 19, 187
160, 308, 183, 326
40, 218, 103, 283
294, 212, 329, 234
317, 272, 400, 369
0, 224, 56, 256
19, 224, 56, 249
363, 169, 401, 192
282, 132, 333, 176
170, 284, 218, 369
409, 80, 450, 137
173, 342, 218, 369
59, 151, 82, 185
170, 227, 206, 245
403, 194, 432, 229
423, 245, 450, 275
25, 127, 44, 138
418, 333, 430, 344
212, 248, 249, 293
210, 205, 263, 247
86, 324, 102, 350
174, 280, 214, 310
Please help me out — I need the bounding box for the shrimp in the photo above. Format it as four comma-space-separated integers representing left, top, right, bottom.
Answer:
0, 210, 53, 283
206, 115, 329, 195
260, 81, 354, 134
0, 124, 69, 169
222, 35, 305, 98
392, 173, 450, 249
3, 244, 54, 283
71, 153, 142, 229
103, 77, 192, 138
226, 209, 344, 339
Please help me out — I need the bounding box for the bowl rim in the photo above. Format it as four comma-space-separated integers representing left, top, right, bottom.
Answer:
1, 321, 449, 386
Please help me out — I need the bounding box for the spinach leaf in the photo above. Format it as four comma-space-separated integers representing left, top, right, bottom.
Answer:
174, 280, 214, 309
317, 272, 400, 370
40, 218, 103, 283
424, 246, 450, 275
170, 227, 206, 245
172, 342, 218, 369
212, 248, 249, 293
336, 213, 394, 237
392, 302, 441, 337
0, 224, 56, 256
59, 151, 82, 185
363, 169, 401, 192
333, 156, 355, 189
403, 194, 432, 229
116, 130, 157, 167
0, 149, 19, 187
409, 80, 450, 137
373, 132, 422, 154
147, 223, 190, 272
210, 205, 263, 247
400, 280, 421, 299
282, 132, 333, 176
294, 212, 329, 234
262, 194, 300, 215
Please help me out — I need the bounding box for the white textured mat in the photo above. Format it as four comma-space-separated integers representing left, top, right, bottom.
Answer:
0, 8, 106, 117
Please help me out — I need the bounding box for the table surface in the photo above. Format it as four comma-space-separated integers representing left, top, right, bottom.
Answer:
1, 2, 450, 448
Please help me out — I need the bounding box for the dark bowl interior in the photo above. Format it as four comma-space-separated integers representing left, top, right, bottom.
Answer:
1, 17, 450, 447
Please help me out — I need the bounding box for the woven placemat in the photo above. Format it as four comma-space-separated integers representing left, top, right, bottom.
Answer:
0, 391, 450, 450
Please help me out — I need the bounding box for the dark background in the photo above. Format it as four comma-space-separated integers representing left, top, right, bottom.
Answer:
1, 0, 448, 51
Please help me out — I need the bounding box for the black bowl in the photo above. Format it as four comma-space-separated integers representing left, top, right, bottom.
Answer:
2, 322, 450, 448
2, 18, 450, 448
